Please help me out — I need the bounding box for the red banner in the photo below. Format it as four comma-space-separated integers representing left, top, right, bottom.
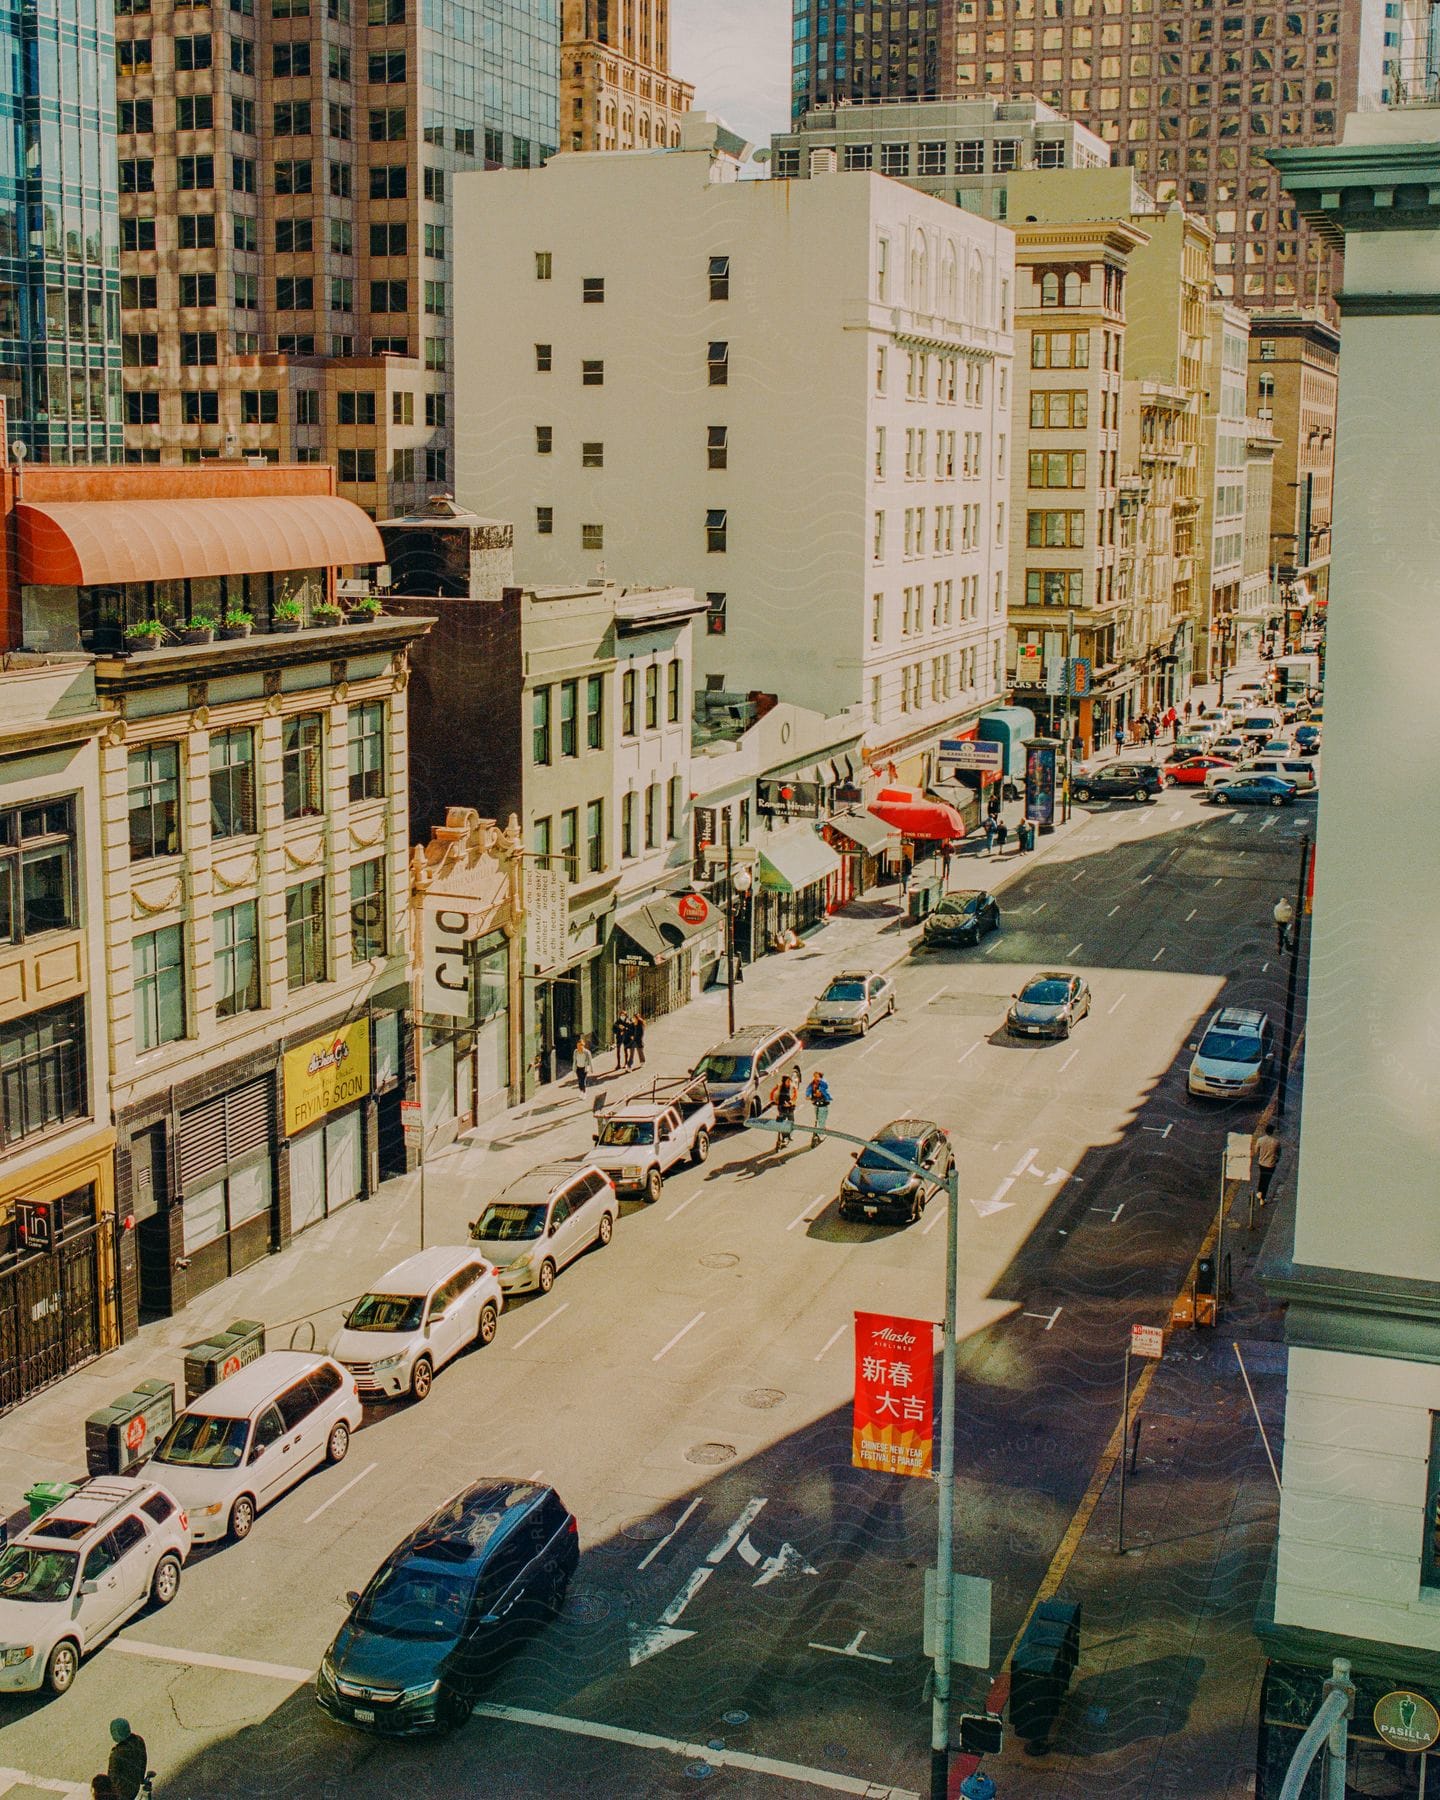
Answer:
852, 1311, 934, 1478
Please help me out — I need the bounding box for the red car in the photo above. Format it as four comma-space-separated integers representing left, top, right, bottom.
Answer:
1165, 754, 1236, 787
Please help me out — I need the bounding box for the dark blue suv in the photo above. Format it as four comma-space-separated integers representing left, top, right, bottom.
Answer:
1072, 761, 1163, 803
317, 1479, 578, 1735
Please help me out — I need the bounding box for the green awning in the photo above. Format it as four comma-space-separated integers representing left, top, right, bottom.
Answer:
757, 826, 843, 894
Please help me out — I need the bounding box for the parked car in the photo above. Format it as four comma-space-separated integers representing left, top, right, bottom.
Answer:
0, 1475, 192, 1694
1165, 755, 1236, 788
693, 1024, 803, 1124
149, 1352, 362, 1544
1006, 971, 1092, 1040
1188, 1005, 1273, 1099
469, 1162, 616, 1294
922, 889, 1001, 947
1208, 774, 1297, 807
591, 1075, 715, 1200
1072, 762, 1163, 803
1241, 754, 1318, 793
317, 1478, 578, 1736
806, 969, 896, 1037
838, 1119, 954, 1225
330, 1249, 503, 1403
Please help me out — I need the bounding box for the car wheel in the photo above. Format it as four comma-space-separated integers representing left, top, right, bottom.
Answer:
887, 996, 896, 1018
1270, 794, 1285, 807
1214, 792, 1230, 805
230, 1495, 257, 1541
1134, 786, 1150, 802
436, 1684, 473, 1734
860, 1013, 869, 1035
748, 1096, 761, 1120
476, 1302, 499, 1347
537, 1258, 556, 1294
1075, 786, 1093, 802
327, 1420, 351, 1463
692, 1127, 710, 1166
151, 1554, 182, 1608
909, 1193, 922, 1224
597, 1210, 614, 1246
44, 1640, 79, 1695
410, 1358, 433, 1402
643, 1168, 663, 1205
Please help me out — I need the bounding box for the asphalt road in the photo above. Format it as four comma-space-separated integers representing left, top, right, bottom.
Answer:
0, 785, 1313, 1800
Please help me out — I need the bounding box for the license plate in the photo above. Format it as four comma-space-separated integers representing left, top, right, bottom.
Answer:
865, 1206, 877, 1217
353, 1708, 375, 1724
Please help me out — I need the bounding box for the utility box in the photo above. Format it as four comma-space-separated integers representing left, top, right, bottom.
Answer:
1010, 1597, 1082, 1739
183, 1319, 266, 1403
1195, 1257, 1217, 1329
84, 1379, 176, 1476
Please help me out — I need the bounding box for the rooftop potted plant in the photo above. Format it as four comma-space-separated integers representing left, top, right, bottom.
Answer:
123, 618, 168, 652
312, 599, 343, 628
272, 596, 303, 633
178, 614, 218, 646
219, 609, 253, 641
347, 595, 384, 623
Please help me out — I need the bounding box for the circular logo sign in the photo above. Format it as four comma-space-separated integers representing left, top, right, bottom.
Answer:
1374, 1691, 1440, 1753
676, 894, 709, 926
124, 1415, 147, 1452
220, 1354, 242, 1381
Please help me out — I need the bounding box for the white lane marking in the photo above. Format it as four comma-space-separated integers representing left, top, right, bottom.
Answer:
664, 1188, 703, 1222
921, 1200, 948, 1237
471, 1702, 923, 1800
708, 1496, 769, 1565
1060, 1045, 1082, 1071
1108, 992, 1128, 1014
1185, 909, 1198, 922
513, 1301, 570, 1350
814, 1323, 848, 1363
1033, 901, 1048, 914
1261, 960, 1270, 973
660, 1565, 712, 1622
1021, 1305, 1064, 1330
1071, 870, 1083, 882
652, 1311, 705, 1362
529, 1467, 544, 1482
955, 1041, 979, 1068
1092, 1202, 1126, 1223
637, 1497, 703, 1572
1152, 945, 1166, 962
1066, 942, 1083, 958
1107, 904, 1121, 917
1011, 1146, 1041, 1179
787, 1191, 828, 1232
303, 1459, 377, 1524
922, 985, 948, 1006
983, 939, 1000, 955
111, 1639, 312, 1683
1214, 876, 1224, 886
809, 1628, 895, 1666
1140, 1122, 1174, 1137
1260, 815, 1275, 831
1169, 808, 1183, 821
1139, 874, 1152, 885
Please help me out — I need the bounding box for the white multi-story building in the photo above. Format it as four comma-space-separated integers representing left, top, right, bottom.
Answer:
454, 112, 1015, 791
1199, 302, 1252, 684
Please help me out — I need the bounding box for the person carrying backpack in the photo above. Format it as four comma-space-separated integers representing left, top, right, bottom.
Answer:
807, 1071, 832, 1147
772, 1072, 798, 1145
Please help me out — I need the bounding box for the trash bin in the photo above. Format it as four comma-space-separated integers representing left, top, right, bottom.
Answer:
85, 1378, 177, 1477
1010, 1596, 1082, 1737
183, 1318, 266, 1403
25, 1480, 79, 1522
1018, 819, 1036, 854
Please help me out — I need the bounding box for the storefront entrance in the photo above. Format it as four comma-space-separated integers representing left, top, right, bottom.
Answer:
0, 1184, 101, 1413
177, 1077, 275, 1297
289, 1107, 363, 1234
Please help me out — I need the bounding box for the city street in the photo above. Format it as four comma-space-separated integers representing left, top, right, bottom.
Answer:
0, 777, 1310, 1800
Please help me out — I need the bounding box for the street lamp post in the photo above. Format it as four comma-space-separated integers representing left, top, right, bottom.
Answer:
1275, 833, 1312, 1120
722, 810, 753, 1038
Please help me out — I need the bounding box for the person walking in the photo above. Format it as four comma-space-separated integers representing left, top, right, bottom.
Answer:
1183, 698, 1193, 723
984, 813, 997, 855
986, 790, 1002, 826
572, 1035, 592, 1095
611, 1012, 627, 1073
631, 1010, 646, 1067
1253, 1125, 1282, 1206
772, 1072, 798, 1145
106, 1721, 147, 1800
807, 1070, 832, 1147
1113, 723, 1124, 755
994, 818, 1009, 855
92, 1780, 120, 1800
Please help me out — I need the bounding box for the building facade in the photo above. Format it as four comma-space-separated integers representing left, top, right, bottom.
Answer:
791, 0, 957, 118
560, 0, 693, 154
1198, 301, 1252, 684
113, 0, 558, 516
454, 115, 1015, 794
1240, 415, 1280, 660
1247, 310, 1340, 625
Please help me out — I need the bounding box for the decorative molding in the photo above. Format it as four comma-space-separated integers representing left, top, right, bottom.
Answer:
212, 854, 261, 894
264, 693, 283, 716
105, 719, 127, 747
188, 681, 208, 712
393, 668, 410, 692
1264, 1254, 1440, 1365
283, 837, 324, 871
348, 817, 387, 851
333, 680, 349, 703
1337, 291, 1440, 317
132, 879, 184, 918
190, 706, 209, 731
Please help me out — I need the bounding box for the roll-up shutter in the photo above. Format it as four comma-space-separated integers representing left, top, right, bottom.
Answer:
178, 1077, 275, 1189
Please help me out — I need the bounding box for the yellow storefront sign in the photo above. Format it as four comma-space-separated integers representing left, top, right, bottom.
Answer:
284, 1020, 371, 1136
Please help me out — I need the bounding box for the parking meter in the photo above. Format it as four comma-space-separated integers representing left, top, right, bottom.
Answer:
1195, 1255, 1217, 1328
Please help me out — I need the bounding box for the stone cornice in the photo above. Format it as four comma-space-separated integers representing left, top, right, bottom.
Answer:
1262, 1253, 1440, 1364
1267, 140, 1440, 247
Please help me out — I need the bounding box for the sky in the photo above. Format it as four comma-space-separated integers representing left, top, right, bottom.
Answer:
669, 0, 790, 154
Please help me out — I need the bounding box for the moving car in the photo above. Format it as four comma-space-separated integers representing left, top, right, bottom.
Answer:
1165, 755, 1236, 788
806, 969, 896, 1037
469, 1161, 616, 1294
1293, 724, 1322, 756
1208, 774, 1297, 807
330, 1249, 503, 1403
922, 889, 1001, 947
1007, 971, 1092, 1040
1237, 710, 1285, 743
838, 1119, 954, 1225
592, 1075, 715, 1201
317, 1478, 578, 1736
1188, 1005, 1273, 1099
1071, 762, 1163, 803
1208, 733, 1251, 762
1241, 754, 1317, 793
0, 1475, 192, 1694
693, 1025, 803, 1124
149, 1352, 363, 1543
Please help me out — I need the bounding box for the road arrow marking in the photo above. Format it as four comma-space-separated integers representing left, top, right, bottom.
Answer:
809, 1628, 894, 1666
627, 1622, 697, 1666
708, 1497, 768, 1563
754, 1542, 819, 1587
1140, 1122, 1173, 1137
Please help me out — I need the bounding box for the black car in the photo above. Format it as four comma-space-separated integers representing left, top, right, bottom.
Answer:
922, 889, 1001, 948
317, 1479, 578, 1736
839, 1119, 954, 1224
1072, 762, 1162, 803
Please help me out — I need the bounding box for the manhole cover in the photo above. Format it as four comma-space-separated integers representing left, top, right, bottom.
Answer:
822, 1743, 849, 1762
686, 1442, 738, 1465
566, 1586, 611, 1623
741, 1388, 786, 1410
621, 1516, 670, 1543
722, 1710, 750, 1727
700, 1252, 741, 1269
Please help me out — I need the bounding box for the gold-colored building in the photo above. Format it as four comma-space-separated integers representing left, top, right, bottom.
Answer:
1247, 310, 1339, 623
560, 0, 693, 154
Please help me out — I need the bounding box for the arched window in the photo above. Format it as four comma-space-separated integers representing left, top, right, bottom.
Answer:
911, 235, 929, 310
1040, 270, 1060, 307
942, 245, 958, 316
670, 125, 680, 146
1063, 270, 1081, 306
968, 251, 985, 322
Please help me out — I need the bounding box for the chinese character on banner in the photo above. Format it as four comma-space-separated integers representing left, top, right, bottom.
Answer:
853, 1311, 935, 1479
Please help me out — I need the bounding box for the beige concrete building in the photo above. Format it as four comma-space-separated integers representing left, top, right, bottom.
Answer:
560, 0, 693, 154
1247, 311, 1340, 627
1196, 301, 1252, 685
1240, 415, 1280, 660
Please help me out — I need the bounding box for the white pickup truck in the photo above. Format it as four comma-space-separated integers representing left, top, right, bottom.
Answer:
591, 1076, 716, 1203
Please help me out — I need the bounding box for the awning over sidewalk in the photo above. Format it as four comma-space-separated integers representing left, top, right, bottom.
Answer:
614, 896, 713, 964
828, 809, 899, 855
757, 826, 843, 894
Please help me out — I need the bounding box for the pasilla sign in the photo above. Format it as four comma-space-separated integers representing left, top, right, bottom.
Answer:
853, 1311, 934, 1478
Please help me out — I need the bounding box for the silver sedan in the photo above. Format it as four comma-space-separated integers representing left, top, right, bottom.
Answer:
805, 970, 897, 1038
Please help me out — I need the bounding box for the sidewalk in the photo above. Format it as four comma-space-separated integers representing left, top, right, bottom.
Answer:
0, 791, 1086, 1521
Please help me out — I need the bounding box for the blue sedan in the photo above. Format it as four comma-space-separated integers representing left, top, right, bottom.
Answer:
1294, 725, 1321, 755
1209, 774, 1297, 808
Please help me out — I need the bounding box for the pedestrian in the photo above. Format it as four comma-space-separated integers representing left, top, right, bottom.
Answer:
1273, 897, 1294, 954
1183, 699, 1193, 723
1016, 817, 1030, 853
1146, 714, 1157, 746
573, 1035, 592, 1094
807, 1070, 832, 1146
941, 842, 953, 885
984, 813, 997, 855
994, 818, 1009, 855
92, 1780, 120, 1800
986, 790, 1002, 825
1253, 1125, 1282, 1206
772, 1072, 798, 1145
632, 1010, 646, 1066
611, 1012, 626, 1073
1114, 724, 1124, 755
623, 1012, 639, 1070
107, 1721, 147, 1800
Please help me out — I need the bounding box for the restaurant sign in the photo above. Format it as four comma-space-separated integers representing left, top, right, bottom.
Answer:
284, 1020, 371, 1136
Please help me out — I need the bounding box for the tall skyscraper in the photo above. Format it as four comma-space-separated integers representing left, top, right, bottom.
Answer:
0, 0, 124, 460
560, 0, 693, 154
792, 0, 955, 120
114, 0, 558, 516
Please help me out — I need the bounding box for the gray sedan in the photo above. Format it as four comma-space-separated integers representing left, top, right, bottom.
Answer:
1006, 971, 1092, 1041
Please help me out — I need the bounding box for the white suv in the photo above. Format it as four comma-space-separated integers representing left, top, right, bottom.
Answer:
0, 1475, 192, 1694
330, 1247, 504, 1401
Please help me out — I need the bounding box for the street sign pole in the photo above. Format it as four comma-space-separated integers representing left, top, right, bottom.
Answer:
1117, 1342, 1131, 1554
931, 1157, 961, 1800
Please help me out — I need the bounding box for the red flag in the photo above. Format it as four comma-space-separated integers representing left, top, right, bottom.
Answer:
853, 1311, 935, 1478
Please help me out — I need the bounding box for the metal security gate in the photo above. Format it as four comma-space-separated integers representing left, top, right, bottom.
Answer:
0, 1218, 102, 1415
618, 951, 690, 1022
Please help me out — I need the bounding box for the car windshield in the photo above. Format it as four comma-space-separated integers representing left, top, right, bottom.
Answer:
0, 1545, 78, 1603
696, 1054, 752, 1083
858, 1138, 920, 1170
1021, 980, 1070, 1006
823, 982, 866, 1002
154, 1412, 250, 1470
1199, 1030, 1263, 1064
597, 1119, 655, 1147
472, 1202, 548, 1242
937, 897, 978, 916
346, 1292, 425, 1334
355, 1560, 473, 1641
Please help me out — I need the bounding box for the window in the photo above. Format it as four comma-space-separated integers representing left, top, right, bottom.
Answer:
347, 701, 385, 802
1027, 450, 1087, 488
276, 218, 314, 255
643, 663, 659, 731
709, 255, 730, 300
581, 522, 604, 550
667, 658, 681, 724
214, 901, 260, 1019
285, 880, 327, 989
581, 359, 604, 386
622, 669, 637, 737
175, 32, 213, 68
707, 341, 729, 386
424, 223, 445, 259
707, 425, 728, 469
535, 251, 552, 280
536, 343, 552, 372
134, 925, 185, 1050
273, 40, 311, 74
423, 166, 445, 201
532, 687, 551, 764
581, 441, 603, 468
582, 276, 605, 304
1030, 389, 1089, 429
177, 155, 215, 190
621, 791, 637, 859
1026, 509, 1085, 548
122, 275, 158, 310
535, 424, 553, 456
128, 744, 180, 861
559, 680, 578, 757
1423, 1413, 1440, 1591
276, 277, 314, 311
122, 334, 159, 368
393, 391, 414, 426
117, 39, 153, 73
282, 713, 324, 818
274, 101, 313, 135
121, 218, 157, 252
119, 159, 155, 195
844, 144, 874, 172
644, 782, 660, 850
585, 800, 604, 874
585, 674, 604, 750
370, 164, 407, 198
230, 34, 253, 72
371, 280, 407, 313
533, 816, 552, 860
350, 859, 386, 960
0, 999, 86, 1145
0, 801, 74, 943
880, 141, 910, 176
369, 106, 406, 141
209, 729, 256, 839
559, 808, 578, 879
424, 281, 445, 316
536, 506, 553, 535
667, 775, 682, 841
1030, 330, 1090, 370
330, 161, 352, 198
182, 392, 219, 425
706, 508, 727, 553
1023, 569, 1086, 607
369, 48, 406, 80
125, 393, 159, 426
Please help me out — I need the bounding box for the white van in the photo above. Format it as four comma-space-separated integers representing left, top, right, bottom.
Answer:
1243, 754, 1317, 792
148, 1351, 362, 1544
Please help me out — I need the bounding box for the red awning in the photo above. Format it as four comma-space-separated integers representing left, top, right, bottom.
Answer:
867, 786, 970, 842
17, 496, 384, 587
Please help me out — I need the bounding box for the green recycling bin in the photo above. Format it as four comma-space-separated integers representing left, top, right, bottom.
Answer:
25, 1480, 79, 1522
